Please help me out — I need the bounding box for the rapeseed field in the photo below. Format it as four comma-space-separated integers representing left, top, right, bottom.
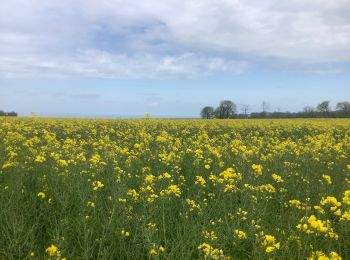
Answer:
1, 118, 350, 259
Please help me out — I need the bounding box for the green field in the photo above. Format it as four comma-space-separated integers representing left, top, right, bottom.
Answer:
1, 118, 350, 259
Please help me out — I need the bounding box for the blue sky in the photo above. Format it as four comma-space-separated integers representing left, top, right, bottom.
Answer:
1, 0, 350, 117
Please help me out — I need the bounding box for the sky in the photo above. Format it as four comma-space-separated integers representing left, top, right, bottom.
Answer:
1, 0, 350, 117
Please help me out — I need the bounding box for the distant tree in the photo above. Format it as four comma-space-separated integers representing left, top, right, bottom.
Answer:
0, 110, 18, 117
215, 100, 236, 119
6, 111, 18, 117
200, 106, 215, 119
303, 106, 315, 113
336, 102, 350, 114
317, 101, 331, 113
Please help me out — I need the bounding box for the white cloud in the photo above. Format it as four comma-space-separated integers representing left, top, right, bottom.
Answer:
1, 0, 349, 78
0, 50, 249, 79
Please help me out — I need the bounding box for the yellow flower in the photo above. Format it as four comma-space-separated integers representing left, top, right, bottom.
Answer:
162, 172, 172, 179
45, 244, 60, 257
252, 164, 263, 175
186, 199, 201, 212
322, 174, 332, 184
261, 234, 280, 253
308, 251, 342, 260
87, 201, 95, 208
234, 229, 247, 239
266, 246, 275, 253
289, 199, 302, 209
203, 230, 218, 241
340, 210, 350, 221
92, 180, 104, 191
342, 190, 350, 205
329, 251, 342, 260
272, 173, 283, 183
34, 155, 46, 163
320, 196, 341, 208
121, 230, 130, 237
160, 184, 181, 197
145, 174, 155, 183
149, 248, 158, 255
198, 242, 225, 259
127, 189, 139, 201
195, 176, 206, 187
37, 192, 45, 199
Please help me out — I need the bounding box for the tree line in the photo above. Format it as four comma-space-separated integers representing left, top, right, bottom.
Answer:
0, 110, 18, 117
201, 100, 350, 119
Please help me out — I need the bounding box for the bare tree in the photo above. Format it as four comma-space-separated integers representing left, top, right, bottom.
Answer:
317, 101, 330, 113
215, 100, 237, 119
200, 106, 215, 119
336, 102, 350, 114
303, 106, 315, 113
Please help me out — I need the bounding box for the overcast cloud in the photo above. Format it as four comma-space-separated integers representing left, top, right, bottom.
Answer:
1, 0, 350, 79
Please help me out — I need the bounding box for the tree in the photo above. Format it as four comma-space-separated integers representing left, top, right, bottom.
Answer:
303, 106, 315, 113
336, 102, 350, 114
6, 111, 18, 117
215, 100, 236, 119
317, 101, 330, 113
0, 110, 18, 117
200, 106, 214, 119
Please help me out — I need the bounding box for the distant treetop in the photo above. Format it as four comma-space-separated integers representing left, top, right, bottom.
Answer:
200, 100, 350, 119
0, 110, 18, 117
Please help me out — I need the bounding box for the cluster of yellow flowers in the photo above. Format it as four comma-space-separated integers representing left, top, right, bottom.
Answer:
259, 233, 280, 254
198, 243, 228, 259
308, 251, 342, 260
297, 215, 338, 239
1, 118, 350, 258
234, 229, 247, 239
92, 180, 104, 191
45, 244, 66, 259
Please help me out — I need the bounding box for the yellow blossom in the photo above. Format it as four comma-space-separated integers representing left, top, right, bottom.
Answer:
252, 164, 263, 175
92, 180, 104, 191
121, 230, 130, 237
37, 192, 45, 199
45, 244, 60, 257
234, 229, 247, 239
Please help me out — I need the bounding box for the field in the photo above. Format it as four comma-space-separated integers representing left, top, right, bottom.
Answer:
1, 118, 350, 259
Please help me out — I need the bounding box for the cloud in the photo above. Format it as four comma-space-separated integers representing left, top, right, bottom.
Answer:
1, 0, 350, 79
0, 50, 249, 79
